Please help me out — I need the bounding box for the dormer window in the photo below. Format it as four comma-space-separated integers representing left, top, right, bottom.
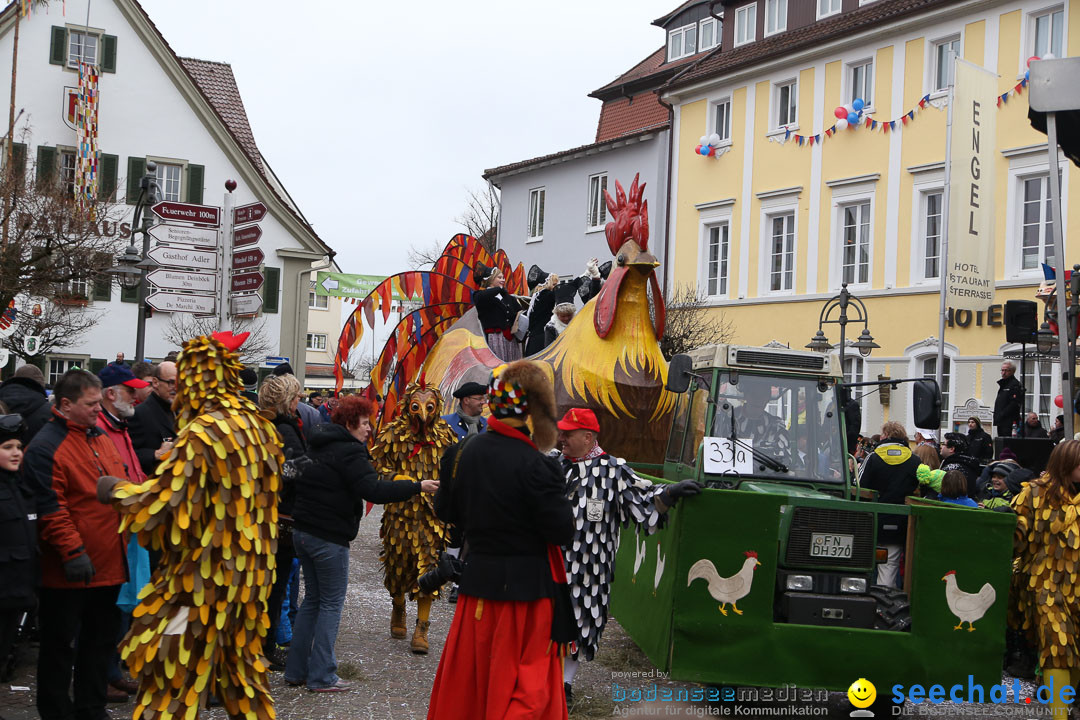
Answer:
667, 23, 698, 61
764, 0, 787, 36
734, 4, 757, 47
817, 0, 841, 19
700, 16, 720, 51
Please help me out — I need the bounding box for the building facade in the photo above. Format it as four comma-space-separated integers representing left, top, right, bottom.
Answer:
0, 0, 333, 383
661, 0, 1077, 433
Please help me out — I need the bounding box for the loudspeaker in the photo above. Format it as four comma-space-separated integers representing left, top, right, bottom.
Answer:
1004, 300, 1039, 343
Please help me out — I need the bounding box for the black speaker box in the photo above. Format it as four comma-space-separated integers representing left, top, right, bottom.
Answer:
1004, 300, 1039, 343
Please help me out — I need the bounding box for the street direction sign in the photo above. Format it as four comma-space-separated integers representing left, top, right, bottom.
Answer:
152, 201, 221, 227
148, 223, 218, 247
232, 247, 264, 270
265, 356, 290, 367
230, 294, 263, 316
148, 246, 217, 271
231, 271, 264, 293
233, 225, 262, 247
234, 201, 267, 225
146, 268, 218, 293
146, 291, 216, 314
315, 271, 403, 299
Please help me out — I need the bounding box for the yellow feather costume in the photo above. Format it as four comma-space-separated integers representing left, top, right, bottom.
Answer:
109, 334, 283, 720
1010, 476, 1080, 671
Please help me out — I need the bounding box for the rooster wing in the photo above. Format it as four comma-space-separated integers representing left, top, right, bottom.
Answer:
688, 558, 753, 605
946, 580, 996, 623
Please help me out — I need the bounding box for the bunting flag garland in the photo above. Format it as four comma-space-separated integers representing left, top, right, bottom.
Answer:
75, 62, 99, 216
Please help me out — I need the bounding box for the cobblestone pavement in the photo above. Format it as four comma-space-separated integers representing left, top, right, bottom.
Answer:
0, 508, 1059, 719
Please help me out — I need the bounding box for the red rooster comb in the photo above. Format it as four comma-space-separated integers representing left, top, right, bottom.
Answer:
603, 173, 649, 255
745, 550, 758, 559
418, 371, 429, 390
211, 331, 249, 353
943, 570, 956, 577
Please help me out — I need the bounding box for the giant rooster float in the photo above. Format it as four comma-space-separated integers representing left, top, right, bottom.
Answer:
332, 173, 675, 463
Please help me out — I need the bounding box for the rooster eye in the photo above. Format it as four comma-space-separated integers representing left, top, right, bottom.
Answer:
617, 253, 626, 266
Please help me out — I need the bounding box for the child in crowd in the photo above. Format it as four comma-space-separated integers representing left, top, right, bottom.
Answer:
0, 413, 34, 678
938, 469, 979, 507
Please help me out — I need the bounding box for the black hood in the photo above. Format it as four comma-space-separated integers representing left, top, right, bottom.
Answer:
309, 421, 361, 450
0, 377, 47, 416
1005, 468, 1035, 496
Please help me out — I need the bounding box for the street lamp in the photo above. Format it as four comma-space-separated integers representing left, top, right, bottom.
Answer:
1036, 320, 1057, 355
805, 283, 877, 378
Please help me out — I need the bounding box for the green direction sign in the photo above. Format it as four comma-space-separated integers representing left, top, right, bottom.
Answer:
315, 272, 404, 300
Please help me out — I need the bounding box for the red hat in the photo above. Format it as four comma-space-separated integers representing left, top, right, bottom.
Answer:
557, 407, 600, 433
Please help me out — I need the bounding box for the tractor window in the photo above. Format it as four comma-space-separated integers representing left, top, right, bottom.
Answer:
682, 387, 708, 467
709, 372, 844, 482
665, 391, 691, 463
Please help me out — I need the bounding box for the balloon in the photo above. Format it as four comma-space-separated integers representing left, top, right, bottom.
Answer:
1025, 69, 1030, 82
834, 106, 848, 119
1056, 394, 1065, 408
844, 103, 854, 113
847, 112, 859, 125
700, 145, 711, 156
852, 98, 865, 112
695, 144, 703, 155
699, 135, 709, 145
1027, 55, 1040, 67
1043, 53, 1056, 60
836, 118, 848, 131
708, 133, 721, 146
707, 146, 716, 156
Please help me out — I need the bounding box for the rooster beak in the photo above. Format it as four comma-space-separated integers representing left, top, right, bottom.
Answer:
616, 241, 659, 274
941, 575, 947, 581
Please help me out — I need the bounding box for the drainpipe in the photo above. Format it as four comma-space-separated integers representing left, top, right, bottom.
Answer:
295, 253, 334, 385
656, 91, 675, 297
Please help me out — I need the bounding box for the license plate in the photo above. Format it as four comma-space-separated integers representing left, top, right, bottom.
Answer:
810, 533, 854, 559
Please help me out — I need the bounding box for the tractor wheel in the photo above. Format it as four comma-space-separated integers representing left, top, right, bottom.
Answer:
868, 584, 911, 632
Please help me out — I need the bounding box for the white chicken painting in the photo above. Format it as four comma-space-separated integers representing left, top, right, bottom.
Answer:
687, 551, 761, 616
653, 540, 666, 596
942, 570, 996, 631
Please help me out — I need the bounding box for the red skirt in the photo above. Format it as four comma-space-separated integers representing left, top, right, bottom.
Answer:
427, 594, 567, 720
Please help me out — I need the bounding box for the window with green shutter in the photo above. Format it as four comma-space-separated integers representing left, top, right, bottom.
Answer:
36, 146, 56, 188
186, 164, 204, 204
12, 143, 26, 177
99, 153, 119, 201
92, 253, 111, 301
49, 27, 67, 65
101, 35, 117, 73
126, 156, 146, 205
121, 285, 139, 303
262, 267, 280, 313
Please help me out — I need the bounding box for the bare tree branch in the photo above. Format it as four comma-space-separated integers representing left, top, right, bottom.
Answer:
454, 184, 499, 254
406, 240, 443, 271
657, 284, 735, 360
160, 315, 274, 365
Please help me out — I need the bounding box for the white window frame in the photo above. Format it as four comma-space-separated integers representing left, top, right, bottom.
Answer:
699, 16, 720, 51
67, 29, 98, 68
702, 221, 731, 299
308, 285, 329, 310
667, 22, 698, 61
917, 189, 944, 283
734, 4, 757, 47
843, 355, 866, 429
586, 173, 608, 231
1021, 358, 1058, 429
48, 357, 88, 387
817, 0, 841, 20
1019, 173, 1056, 273
838, 200, 872, 288
59, 148, 77, 199
712, 97, 733, 145
1029, 5, 1066, 60
828, 178, 876, 291
149, 159, 184, 203
772, 79, 798, 131
306, 333, 328, 351
846, 58, 874, 110
764, 210, 797, 295
917, 354, 953, 428
764, 0, 786, 36
929, 34, 961, 96
527, 187, 545, 242
1003, 148, 1070, 279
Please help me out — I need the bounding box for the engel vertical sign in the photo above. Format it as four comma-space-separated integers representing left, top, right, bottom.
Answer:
946, 59, 998, 311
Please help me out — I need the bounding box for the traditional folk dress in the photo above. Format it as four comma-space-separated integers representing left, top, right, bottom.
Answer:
560, 445, 667, 661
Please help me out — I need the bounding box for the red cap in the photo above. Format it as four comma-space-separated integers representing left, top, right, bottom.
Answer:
557, 407, 600, 433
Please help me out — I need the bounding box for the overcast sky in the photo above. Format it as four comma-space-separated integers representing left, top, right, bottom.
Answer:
139, 0, 672, 278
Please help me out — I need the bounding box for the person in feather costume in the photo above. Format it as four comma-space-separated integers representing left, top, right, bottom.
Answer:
97, 332, 283, 720
1010, 439, 1080, 719
369, 377, 457, 654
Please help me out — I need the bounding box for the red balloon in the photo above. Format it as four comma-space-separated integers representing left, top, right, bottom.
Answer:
1055, 394, 1064, 408
834, 106, 847, 119
695, 144, 703, 155
1027, 55, 1040, 68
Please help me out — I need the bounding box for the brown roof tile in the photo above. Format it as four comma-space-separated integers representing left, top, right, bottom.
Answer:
595, 93, 671, 143
653, 0, 711, 26
483, 125, 669, 181
591, 46, 708, 98
179, 58, 264, 176
667, 0, 958, 91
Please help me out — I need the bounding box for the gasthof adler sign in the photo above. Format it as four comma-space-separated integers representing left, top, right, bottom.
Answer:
946, 58, 997, 312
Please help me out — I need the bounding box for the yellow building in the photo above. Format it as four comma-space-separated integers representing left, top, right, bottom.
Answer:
661, 0, 1077, 434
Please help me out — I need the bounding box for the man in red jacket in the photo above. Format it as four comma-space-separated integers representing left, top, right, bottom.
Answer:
23, 369, 129, 720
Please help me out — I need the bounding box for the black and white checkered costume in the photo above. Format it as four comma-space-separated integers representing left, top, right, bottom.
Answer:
560, 453, 667, 661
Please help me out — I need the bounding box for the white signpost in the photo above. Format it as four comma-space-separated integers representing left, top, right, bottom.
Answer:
230, 294, 263, 316
147, 269, 218, 293
147, 246, 217, 271
146, 291, 216, 314
148, 223, 218, 247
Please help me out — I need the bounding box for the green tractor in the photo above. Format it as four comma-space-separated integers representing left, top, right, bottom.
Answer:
613, 343, 1015, 692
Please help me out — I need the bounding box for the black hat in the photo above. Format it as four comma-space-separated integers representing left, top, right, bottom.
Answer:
239, 368, 258, 389
453, 381, 488, 399
527, 264, 550, 291
0, 414, 25, 445
271, 362, 295, 377
553, 278, 583, 305
597, 260, 613, 280
473, 263, 495, 286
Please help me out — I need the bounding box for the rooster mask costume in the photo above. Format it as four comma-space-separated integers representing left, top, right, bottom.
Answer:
99, 332, 284, 720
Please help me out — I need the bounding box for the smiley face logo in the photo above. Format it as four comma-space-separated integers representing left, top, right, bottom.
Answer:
847, 678, 877, 709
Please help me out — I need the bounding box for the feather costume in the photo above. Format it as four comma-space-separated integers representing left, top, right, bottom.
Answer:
108, 333, 283, 720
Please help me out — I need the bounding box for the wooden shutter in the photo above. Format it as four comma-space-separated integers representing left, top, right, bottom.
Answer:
92, 253, 111, 301
262, 266, 280, 313
121, 285, 139, 303
186, 164, 204, 204
101, 35, 117, 73
49, 27, 66, 65
126, 156, 146, 205
36, 146, 56, 188
99, 153, 119, 201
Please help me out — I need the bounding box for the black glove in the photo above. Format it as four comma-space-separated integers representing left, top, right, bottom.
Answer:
660, 480, 704, 507
63, 553, 95, 584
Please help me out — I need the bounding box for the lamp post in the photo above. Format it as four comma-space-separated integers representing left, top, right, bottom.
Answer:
806, 283, 879, 380
105, 162, 160, 361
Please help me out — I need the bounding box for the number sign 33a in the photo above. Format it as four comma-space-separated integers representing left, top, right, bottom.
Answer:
703, 437, 754, 475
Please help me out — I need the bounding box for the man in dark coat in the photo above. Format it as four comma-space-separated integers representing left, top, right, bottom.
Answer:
965, 417, 993, 461
993, 360, 1024, 437
0, 364, 53, 441
128, 361, 176, 474
442, 381, 488, 440
858, 421, 920, 587
1017, 411, 1049, 439
939, 432, 983, 498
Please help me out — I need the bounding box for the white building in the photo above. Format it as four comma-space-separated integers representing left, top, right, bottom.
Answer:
0, 0, 334, 384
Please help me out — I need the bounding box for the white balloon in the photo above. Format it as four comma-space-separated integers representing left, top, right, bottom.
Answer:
708, 133, 721, 146
1043, 52, 1056, 60
836, 118, 848, 131
844, 103, 854, 113
699, 135, 709, 145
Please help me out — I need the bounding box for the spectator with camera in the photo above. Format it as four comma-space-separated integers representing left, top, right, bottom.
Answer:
284, 395, 436, 692
939, 432, 982, 498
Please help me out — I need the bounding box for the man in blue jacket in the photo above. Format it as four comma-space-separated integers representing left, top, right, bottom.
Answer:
442, 382, 487, 440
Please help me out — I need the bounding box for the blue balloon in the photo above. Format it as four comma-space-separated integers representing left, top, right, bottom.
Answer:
699, 145, 709, 156
1025, 69, 1030, 82
847, 112, 859, 125
852, 98, 865, 112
